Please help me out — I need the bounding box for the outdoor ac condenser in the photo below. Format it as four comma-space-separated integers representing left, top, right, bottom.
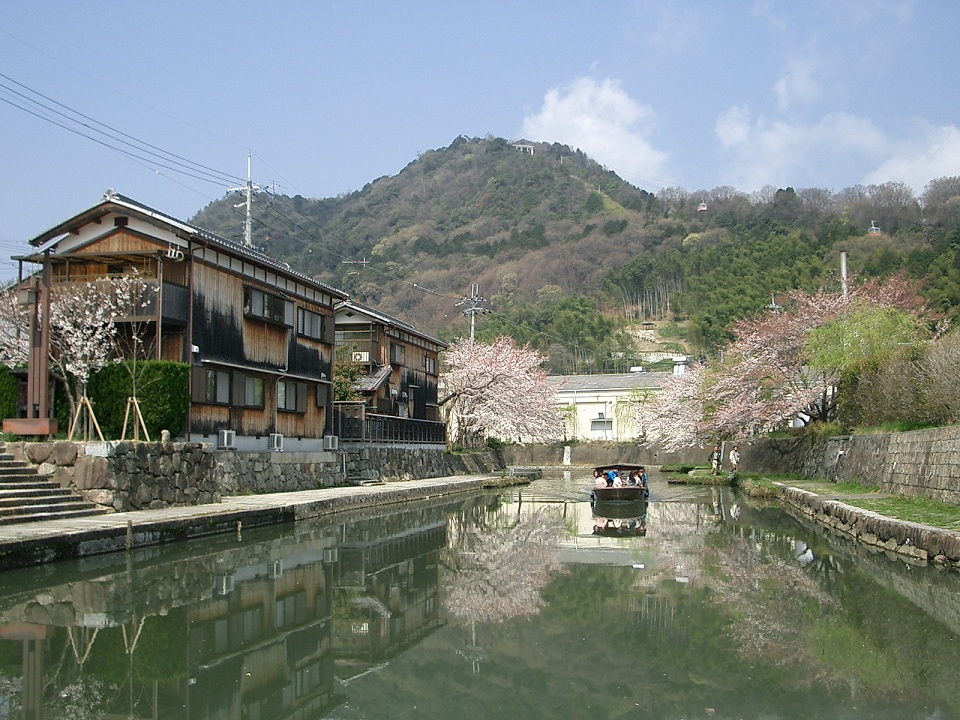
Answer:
268, 433, 284, 452
323, 434, 339, 450
218, 429, 236, 449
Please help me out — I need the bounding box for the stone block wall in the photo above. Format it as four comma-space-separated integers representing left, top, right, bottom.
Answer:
742, 425, 960, 505
6, 440, 505, 513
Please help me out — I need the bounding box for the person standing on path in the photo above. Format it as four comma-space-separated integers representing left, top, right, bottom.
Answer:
710, 445, 722, 475
728, 445, 740, 472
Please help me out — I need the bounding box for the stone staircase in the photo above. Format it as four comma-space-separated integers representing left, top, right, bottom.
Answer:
0, 443, 111, 525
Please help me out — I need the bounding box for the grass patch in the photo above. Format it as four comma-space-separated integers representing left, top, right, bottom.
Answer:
737, 476, 779, 498
852, 420, 939, 434
845, 495, 960, 529
659, 463, 703, 474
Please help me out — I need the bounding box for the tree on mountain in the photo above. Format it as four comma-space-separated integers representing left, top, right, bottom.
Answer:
440, 336, 564, 447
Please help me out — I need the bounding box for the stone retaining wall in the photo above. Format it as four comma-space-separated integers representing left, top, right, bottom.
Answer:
775, 483, 960, 568
6, 440, 505, 513
742, 425, 960, 505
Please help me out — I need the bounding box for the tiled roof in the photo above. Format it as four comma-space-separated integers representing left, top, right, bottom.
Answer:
26, 190, 347, 299
548, 372, 670, 392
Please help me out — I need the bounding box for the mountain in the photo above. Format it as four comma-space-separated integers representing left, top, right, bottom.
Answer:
192, 136, 960, 369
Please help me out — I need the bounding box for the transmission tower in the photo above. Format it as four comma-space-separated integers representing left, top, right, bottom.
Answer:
227, 153, 261, 248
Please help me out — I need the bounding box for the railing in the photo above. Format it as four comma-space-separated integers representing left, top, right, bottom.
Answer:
334, 402, 446, 445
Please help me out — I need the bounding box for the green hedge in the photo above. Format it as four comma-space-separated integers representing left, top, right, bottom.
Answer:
86, 361, 190, 439
0, 366, 17, 423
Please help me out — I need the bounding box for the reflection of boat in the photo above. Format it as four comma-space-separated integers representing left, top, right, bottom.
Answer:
591, 499, 647, 519
591, 514, 647, 537
590, 464, 649, 503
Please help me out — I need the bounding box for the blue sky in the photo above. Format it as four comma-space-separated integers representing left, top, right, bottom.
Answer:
2, 1, 959, 281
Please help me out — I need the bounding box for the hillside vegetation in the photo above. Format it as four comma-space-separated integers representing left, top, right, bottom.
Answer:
192, 136, 960, 373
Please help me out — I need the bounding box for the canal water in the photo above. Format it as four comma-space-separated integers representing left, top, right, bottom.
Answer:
0, 468, 957, 719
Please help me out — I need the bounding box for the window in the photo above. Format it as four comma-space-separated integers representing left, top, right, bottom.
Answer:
245, 376, 264, 408
297, 308, 325, 340
390, 343, 405, 365
205, 369, 230, 404
423, 356, 437, 375
278, 380, 307, 413
244, 287, 293, 326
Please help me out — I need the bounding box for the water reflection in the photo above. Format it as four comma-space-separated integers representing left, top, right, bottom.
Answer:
0, 470, 956, 719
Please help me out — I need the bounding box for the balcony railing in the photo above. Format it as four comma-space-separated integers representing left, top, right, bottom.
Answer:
334, 402, 446, 445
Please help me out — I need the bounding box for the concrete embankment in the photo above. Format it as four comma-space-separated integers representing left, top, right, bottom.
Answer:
773, 482, 960, 569
0, 474, 488, 570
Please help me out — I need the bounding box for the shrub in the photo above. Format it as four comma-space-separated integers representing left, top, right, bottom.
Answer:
0, 366, 16, 423
87, 361, 190, 439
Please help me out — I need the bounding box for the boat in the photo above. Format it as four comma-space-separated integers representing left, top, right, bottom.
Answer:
589, 464, 649, 503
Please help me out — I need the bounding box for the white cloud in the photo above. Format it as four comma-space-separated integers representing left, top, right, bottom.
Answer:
774, 54, 822, 112
715, 105, 888, 191
521, 77, 671, 187
864, 123, 960, 194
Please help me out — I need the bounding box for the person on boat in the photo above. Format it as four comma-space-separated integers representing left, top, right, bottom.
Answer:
627, 470, 640, 486
612, 473, 624, 487
638, 466, 650, 500
605, 469, 617, 486
593, 469, 607, 488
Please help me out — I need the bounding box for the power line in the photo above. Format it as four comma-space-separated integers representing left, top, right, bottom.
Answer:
0, 72, 244, 187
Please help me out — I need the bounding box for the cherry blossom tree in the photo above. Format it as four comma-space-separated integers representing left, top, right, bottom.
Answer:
629, 273, 941, 444
440, 336, 564, 447
629, 365, 707, 451
708, 273, 938, 438
0, 288, 30, 367
0, 273, 153, 431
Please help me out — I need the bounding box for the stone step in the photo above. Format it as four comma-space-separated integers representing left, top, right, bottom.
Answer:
0, 500, 105, 519
0, 506, 110, 526
0, 488, 79, 508
0, 479, 60, 491
0, 465, 34, 475
0, 486, 74, 500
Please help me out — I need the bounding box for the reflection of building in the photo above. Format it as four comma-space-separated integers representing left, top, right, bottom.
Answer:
0, 498, 464, 717
331, 514, 447, 678
187, 557, 340, 719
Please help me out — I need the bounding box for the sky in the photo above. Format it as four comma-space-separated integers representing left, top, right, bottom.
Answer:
2, 1, 960, 282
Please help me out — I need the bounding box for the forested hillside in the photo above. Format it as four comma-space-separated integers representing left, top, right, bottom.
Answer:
192, 136, 960, 373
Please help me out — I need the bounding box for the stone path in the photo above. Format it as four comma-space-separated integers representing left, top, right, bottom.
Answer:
0, 475, 490, 570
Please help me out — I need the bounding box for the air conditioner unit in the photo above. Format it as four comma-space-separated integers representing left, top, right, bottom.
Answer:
214, 574, 234, 596
323, 434, 339, 451
218, 429, 236, 449
268, 433, 284, 452
269, 559, 283, 579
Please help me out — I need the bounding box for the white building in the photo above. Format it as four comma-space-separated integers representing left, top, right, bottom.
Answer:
549, 371, 669, 442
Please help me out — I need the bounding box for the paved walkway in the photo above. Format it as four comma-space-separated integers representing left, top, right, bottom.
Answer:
0, 475, 490, 570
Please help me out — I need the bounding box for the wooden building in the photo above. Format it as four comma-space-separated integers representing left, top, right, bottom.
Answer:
334, 299, 445, 423
11, 190, 347, 451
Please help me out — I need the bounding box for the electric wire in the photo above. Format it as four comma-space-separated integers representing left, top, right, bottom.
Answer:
0, 74, 602, 358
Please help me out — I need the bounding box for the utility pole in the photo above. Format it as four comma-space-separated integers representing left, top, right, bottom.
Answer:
455, 283, 490, 341
228, 153, 261, 248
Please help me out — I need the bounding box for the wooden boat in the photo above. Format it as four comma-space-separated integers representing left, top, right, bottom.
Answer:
590, 464, 649, 503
